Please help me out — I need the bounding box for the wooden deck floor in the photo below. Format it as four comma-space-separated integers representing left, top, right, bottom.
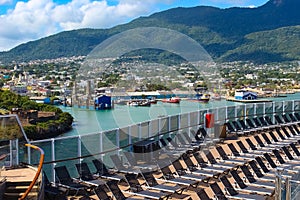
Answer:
1, 166, 37, 182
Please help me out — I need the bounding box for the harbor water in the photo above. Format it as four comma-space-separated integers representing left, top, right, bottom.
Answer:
59, 93, 300, 137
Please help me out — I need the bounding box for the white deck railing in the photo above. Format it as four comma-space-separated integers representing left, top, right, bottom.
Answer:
15, 100, 300, 181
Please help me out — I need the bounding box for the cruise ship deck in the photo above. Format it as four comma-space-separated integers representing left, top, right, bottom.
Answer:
42, 113, 300, 200
1, 100, 300, 199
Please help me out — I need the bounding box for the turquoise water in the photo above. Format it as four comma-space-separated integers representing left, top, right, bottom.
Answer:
59, 93, 300, 137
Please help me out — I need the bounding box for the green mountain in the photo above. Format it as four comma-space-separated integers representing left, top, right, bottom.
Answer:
0, 0, 299, 64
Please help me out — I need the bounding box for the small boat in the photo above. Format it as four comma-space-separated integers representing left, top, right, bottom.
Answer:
127, 99, 151, 107
114, 99, 128, 105
212, 93, 221, 100
127, 100, 139, 106
161, 97, 181, 103
139, 100, 151, 106
196, 93, 210, 103
149, 98, 158, 104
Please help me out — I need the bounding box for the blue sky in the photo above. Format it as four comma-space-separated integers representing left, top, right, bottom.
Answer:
0, 0, 269, 51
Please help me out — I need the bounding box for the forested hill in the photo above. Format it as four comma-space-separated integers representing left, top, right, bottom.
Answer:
0, 0, 299, 64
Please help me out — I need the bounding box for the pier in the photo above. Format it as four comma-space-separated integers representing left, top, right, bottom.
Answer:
226, 97, 273, 103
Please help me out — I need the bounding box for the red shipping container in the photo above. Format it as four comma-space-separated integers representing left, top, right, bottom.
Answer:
205, 113, 215, 128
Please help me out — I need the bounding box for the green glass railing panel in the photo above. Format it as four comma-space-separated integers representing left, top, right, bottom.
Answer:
294, 100, 300, 112
284, 101, 293, 112
180, 113, 188, 129
27, 141, 51, 164
140, 122, 150, 139
160, 117, 169, 134
245, 104, 255, 118
275, 101, 284, 115
55, 137, 78, 161
227, 106, 235, 121
170, 115, 179, 131
149, 119, 159, 137
217, 107, 226, 122
265, 102, 273, 115
199, 110, 207, 124
256, 103, 264, 117
54, 160, 79, 178
189, 111, 198, 127
103, 130, 117, 151
236, 105, 245, 119
80, 134, 101, 157
119, 127, 129, 148
130, 124, 139, 144
102, 150, 118, 169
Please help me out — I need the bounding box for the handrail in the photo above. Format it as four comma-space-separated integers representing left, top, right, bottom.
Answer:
19, 144, 45, 200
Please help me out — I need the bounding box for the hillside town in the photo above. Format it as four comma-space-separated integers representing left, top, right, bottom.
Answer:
0, 56, 299, 105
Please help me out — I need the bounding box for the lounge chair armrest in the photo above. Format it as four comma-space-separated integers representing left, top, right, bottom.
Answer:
233, 182, 238, 188
176, 169, 185, 175
224, 187, 230, 195
0, 177, 6, 182
242, 176, 248, 183
71, 178, 80, 183
108, 168, 118, 173
92, 174, 99, 179
172, 171, 179, 176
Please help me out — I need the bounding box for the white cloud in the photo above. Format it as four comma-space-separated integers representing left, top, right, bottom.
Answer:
209, 0, 248, 4
54, 0, 165, 30
0, 0, 176, 51
0, 0, 12, 5
0, 0, 57, 51
202, 0, 263, 8
3, 0, 266, 52
247, 5, 256, 8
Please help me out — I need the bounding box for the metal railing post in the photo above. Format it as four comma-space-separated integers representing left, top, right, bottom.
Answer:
285, 177, 291, 200
158, 119, 161, 136
16, 138, 19, 165
100, 132, 103, 160
128, 126, 132, 148
168, 116, 171, 133
168, 117, 171, 138
273, 101, 276, 123
197, 110, 200, 126
51, 138, 55, 182
292, 100, 295, 114
78, 136, 81, 164
215, 108, 219, 123
116, 128, 120, 149
139, 123, 142, 139
148, 121, 151, 137
178, 114, 181, 130
275, 170, 282, 200
9, 140, 12, 167
234, 106, 237, 120
27, 142, 31, 165
187, 113, 191, 137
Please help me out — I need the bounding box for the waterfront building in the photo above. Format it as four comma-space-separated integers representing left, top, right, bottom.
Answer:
234, 90, 257, 100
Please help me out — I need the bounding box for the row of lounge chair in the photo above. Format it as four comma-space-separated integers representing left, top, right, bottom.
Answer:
46, 112, 300, 199
226, 113, 300, 135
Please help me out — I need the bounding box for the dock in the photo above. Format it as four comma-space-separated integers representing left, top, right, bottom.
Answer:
226, 97, 272, 103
